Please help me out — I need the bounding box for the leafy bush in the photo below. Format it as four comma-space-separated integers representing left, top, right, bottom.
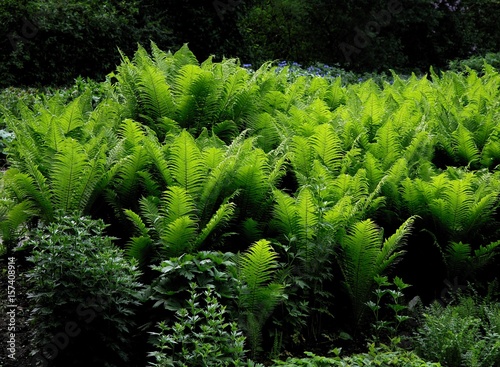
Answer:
147, 251, 239, 318
2, 44, 500, 362
413, 297, 500, 367
0, 0, 174, 87
448, 52, 500, 75
25, 213, 143, 367
366, 275, 412, 344
149, 283, 247, 367
273, 345, 442, 366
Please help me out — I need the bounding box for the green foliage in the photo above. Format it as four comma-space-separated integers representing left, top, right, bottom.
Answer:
445, 240, 500, 280
366, 275, 412, 344
337, 217, 414, 327
413, 298, 500, 367
149, 283, 247, 367
0, 0, 174, 87
449, 52, 500, 75
2, 44, 500, 364
237, 239, 284, 358
148, 251, 239, 317
273, 345, 442, 366
25, 213, 142, 367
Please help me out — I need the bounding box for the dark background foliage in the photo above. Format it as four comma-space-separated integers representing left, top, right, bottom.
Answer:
0, 0, 499, 87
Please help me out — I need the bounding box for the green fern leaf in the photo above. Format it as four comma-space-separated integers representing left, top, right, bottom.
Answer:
160, 216, 197, 257
125, 236, 154, 267
375, 216, 415, 274
454, 124, 480, 165
296, 187, 318, 242
160, 186, 196, 224
445, 241, 471, 276
144, 135, 172, 187
272, 189, 300, 241
168, 130, 206, 196
138, 63, 175, 122
340, 219, 381, 323
309, 123, 343, 172
194, 201, 236, 248
58, 94, 88, 135
124, 209, 149, 237
50, 139, 88, 213
239, 239, 282, 313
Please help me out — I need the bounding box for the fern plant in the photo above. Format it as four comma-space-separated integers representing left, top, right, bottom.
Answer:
445, 240, 500, 280
1, 93, 123, 224
237, 239, 284, 359
125, 186, 236, 263
336, 217, 415, 329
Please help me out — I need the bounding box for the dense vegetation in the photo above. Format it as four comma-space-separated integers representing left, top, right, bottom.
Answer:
1, 43, 500, 366
2, 0, 500, 87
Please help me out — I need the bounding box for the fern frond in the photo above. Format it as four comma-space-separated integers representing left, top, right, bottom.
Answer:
433, 179, 474, 236
119, 118, 147, 151
194, 201, 236, 249
124, 208, 149, 237
375, 216, 415, 274
125, 236, 154, 268
240, 239, 278, 287
271, 189, 300, 241
50, 139, 88, 213
160, 186, 196, 224
473, 240, 500, 269
74, 145, 107, 213
138, 63, 175, 126
234, 148, 269, 214
160, 216, 197, 257
465, 193, 498, 234
445, 241, 471, 276
290, 135, 313, 182
144, 134, 172, 187
138, 195, 161, 229
58, 93, 88, 135
309, 123, 343, 172
171, 43, 199, 72
371, 121, 401, 169
453, 124, 480, 165
112, 145, 150, 205
0, 200, 33, 246
296, 187, 318, 243
168, 130, 206, 196
340, 219, 381, 323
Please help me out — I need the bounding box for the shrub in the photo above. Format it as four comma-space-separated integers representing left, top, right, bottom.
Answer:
25, 213, 143, 367
448, 52, 500, 75
149, 283, 247, 367
273, 345, 442, 366
0, 0, 174, 87
413, 297, 500, 367
147, 251, 240, 318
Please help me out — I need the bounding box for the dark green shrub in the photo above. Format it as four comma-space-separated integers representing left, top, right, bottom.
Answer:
147, 251, 240, 317
149, 283, 247, 367
413, 297, 500, 367
0, 0, 175, 87
273, 345, 442, 366
448, 52, 500, 75
25, 213, 143, 367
